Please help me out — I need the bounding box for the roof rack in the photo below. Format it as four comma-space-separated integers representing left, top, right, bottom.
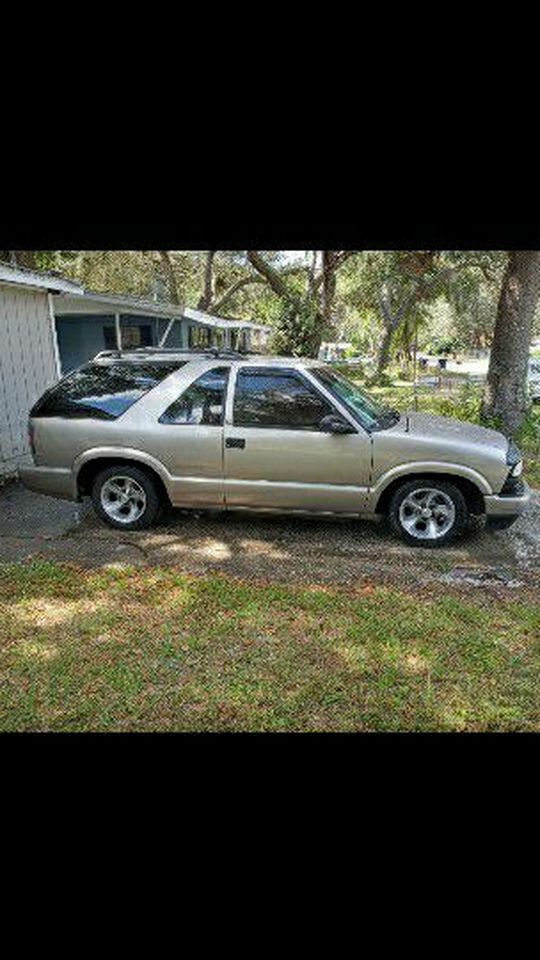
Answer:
93, 346, 251, 361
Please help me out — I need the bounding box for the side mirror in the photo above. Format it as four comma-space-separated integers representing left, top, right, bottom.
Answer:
319, 414, 355, 435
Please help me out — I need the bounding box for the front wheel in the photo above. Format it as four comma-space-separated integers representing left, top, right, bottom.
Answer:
91, 465, 162, 530
388, 479, 469, 548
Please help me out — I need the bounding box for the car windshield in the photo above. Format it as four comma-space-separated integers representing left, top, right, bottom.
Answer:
311, 366, 399, 431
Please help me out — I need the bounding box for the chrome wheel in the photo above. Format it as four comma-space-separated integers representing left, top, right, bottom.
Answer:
398, 486, 456, 541
100, 475, 147, 524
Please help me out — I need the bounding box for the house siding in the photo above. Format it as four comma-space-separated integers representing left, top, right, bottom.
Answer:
55, 314, 189, 373
0, 284, 58, 478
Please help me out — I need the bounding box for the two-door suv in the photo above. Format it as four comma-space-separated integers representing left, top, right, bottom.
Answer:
19, 347, 530, 546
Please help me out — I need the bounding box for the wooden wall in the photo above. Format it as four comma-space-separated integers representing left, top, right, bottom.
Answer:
0, 284, 58, 477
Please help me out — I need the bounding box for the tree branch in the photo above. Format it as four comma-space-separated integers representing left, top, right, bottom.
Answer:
247, 251, 295, 300
208, 258, 310, 314
312, 251, 357, 292
210, 275, 267, 314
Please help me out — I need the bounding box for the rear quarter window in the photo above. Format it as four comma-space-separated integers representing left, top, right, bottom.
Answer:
31, 362, 185, 420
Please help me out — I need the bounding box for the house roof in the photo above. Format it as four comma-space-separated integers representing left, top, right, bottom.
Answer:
0, 260, 271, 332
182, 307, 270, 332
54, 291, 271, 331
0, 260, 84, 295
54, 288, 187, 319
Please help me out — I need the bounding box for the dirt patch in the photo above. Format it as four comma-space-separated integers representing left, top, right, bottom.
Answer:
1, 484, 539, 590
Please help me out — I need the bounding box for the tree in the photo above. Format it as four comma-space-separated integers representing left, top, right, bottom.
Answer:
5, 251, 38, 269
481, 251, 540, 434
245, 250, 356, 355
361, 252, 441, 375
198, 251, 215, 309
158, 251, 180, 303
353, 251, 505, 376
196, 251, 267, 314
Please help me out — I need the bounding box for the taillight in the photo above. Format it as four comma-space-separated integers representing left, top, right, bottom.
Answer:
28, 420, 36, 458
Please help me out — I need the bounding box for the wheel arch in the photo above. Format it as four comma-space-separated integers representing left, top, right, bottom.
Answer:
374, 471, 486, 517
75, 450, 172, 506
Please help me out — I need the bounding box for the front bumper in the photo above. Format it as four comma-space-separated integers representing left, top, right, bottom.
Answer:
18, 465, 77, 501
484, 482, 531, 518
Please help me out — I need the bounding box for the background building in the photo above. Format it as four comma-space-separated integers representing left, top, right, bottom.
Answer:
0, 261, 270, 478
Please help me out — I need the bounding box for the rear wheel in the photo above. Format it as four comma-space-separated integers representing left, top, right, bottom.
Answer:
91, 465, 162, 530
388, 479, 469, 548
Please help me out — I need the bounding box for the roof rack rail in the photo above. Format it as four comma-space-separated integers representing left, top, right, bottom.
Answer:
93, 346, 251, 361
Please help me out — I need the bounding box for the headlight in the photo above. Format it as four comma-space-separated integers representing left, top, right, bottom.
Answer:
510, 460, 523, 477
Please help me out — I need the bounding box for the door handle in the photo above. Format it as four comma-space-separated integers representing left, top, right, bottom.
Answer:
226, 437, 246, 450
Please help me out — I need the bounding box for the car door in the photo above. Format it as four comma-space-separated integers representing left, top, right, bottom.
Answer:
133, 365, 230, 508
223, 365, 372, 513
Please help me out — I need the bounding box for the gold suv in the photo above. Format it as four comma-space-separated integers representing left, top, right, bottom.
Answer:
20, 348, 530, 547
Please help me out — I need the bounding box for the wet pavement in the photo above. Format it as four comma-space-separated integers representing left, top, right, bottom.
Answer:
1, 481, 539, 589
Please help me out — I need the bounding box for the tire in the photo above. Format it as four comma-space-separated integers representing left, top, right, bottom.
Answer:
91, 464, 162, 530
387, 478, 469, 548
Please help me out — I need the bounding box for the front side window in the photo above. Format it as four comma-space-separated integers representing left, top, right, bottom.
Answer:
233, 368, 333, 429
31, 361, 185, 420
311, 366, 388, 430
159, 367, 229, 425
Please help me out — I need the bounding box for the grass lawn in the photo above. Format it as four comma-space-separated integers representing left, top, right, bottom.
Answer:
1, 561, 539, 732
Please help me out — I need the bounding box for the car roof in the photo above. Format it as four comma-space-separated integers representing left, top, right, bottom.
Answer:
91, 349, 322, 369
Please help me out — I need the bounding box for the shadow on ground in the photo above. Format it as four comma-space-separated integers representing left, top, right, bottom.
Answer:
1, 481, 539, 589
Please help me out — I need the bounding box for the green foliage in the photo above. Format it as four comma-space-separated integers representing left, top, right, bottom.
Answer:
11, 249, 512, 361
271, 299, 323, 357
366, 371, 394, 388
428, 334, 460, 356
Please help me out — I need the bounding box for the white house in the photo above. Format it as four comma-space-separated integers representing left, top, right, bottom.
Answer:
0, 263, 83, 478
0, 261, 271, 478
52, 295, 271, 374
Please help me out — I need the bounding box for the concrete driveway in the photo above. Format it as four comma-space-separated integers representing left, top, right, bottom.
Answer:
1, 481, 539, 589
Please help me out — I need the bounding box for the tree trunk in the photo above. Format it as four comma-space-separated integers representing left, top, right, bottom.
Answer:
482, 251, 540, 435
8, 251, 37, 269
321, 251, 337, 324
377, 324, 395, 376
158, 251, 179, 304
198, 251, 215, 310
376, 282, 401, 376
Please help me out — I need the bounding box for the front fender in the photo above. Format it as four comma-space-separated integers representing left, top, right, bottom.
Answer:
369, 460, 493, 506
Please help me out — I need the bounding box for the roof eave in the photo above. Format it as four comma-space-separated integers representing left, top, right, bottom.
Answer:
0, 262, 84, 295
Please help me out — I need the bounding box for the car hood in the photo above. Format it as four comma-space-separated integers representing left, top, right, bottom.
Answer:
386, 411, 509, 456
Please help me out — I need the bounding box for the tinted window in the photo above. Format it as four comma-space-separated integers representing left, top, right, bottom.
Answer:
31, 362, 185, 421
159, 367, 229, 425
233, 368, 332, 428
311, 366, 385, 430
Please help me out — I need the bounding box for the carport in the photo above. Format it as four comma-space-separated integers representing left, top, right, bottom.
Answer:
52, 294, 271, 374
